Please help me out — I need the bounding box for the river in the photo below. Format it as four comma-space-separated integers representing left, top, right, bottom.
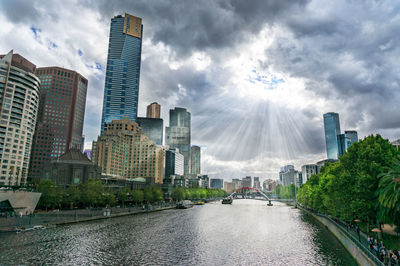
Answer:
0, 200, 357, 265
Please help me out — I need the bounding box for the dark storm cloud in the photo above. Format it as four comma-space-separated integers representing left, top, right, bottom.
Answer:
89, 0, 309, 56
264, 1, 400, 136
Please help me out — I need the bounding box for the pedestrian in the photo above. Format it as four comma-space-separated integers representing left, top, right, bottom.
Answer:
374, 244, 379, 257
380, 247, 386, 262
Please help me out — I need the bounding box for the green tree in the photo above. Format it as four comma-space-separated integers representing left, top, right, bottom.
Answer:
37, 180, 62, 211
132, 190, 144, 204
63, 185, 81, 209
117, 187, 131, 207
378, 156, 400, 225
171, 188, 185, 201
104, 189, 116, 207
144, 187, 154, 203
81, 179, 104, 207
151, 186, 164, 202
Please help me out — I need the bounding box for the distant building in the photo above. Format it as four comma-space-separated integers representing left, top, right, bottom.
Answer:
137, 117, 163, 145
279, 165, 296, 186
100, 13, 143, 132
391, 139, 400, 150
301, 164, 318, 184
93, 119, 164, 184
0, 51, 40, 186
210, 178, 224, 189
199, 175, 209, 189
242, 176, 252, 187
232, 178, 242, 189
337, 133, 351, 157
295, 171, 302, 187
165, 149, 184, 178
224, 181, 235, 193
345, 130, 358, 146
253, 176, 261, 189
29, 66, 88, 180
262, 179, 277, 191
165, 107, 191, 174
146, 102, 161, 118
323, 112, 341, 160
42, 149, 101, 188
190, 145, 201, 175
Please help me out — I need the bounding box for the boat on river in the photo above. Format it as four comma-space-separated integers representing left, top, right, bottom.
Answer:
222, 197, 233, 204
176, 200, 193, 209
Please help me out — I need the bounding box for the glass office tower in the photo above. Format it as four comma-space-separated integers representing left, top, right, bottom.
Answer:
190, 145, 201, 174
100, 13, 143, 132
166, 108, 191, 174
137, 117, 163, 145
345, 130, 358, 146
323, 112, 341, 160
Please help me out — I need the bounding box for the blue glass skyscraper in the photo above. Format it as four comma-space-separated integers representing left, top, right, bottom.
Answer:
323, 112, 341, 160
100, 13, 143, 132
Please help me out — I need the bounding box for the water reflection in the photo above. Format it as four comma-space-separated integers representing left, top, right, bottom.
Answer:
0, 200, 357, 265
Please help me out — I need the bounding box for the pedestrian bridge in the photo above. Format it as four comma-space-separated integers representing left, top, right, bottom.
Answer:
228, 187, 274, 205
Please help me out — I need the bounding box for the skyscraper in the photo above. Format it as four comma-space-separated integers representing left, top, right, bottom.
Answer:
146, 102, 161, 118
29, 67, 88, 179
190, 145, 201, 174
100, 13, 143, 132
323, 112, 341, 160
165, 149, 184, 178
345, 130, 358, 146
0, 51, 40, 185
137, 117, 163, 145
165, 107, 191, 174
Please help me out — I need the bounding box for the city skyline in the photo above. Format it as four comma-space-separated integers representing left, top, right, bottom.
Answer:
1, 1, 399, 180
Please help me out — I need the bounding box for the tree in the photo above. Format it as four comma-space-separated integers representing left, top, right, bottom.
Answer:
144, 187, 154, 203
81, 179, 104, 207
171, 188, 185, 201
377, 155, 400, 225
151, 186, 163, 202
117, 187, 131, 207
63, 185, 81, 209
37, 180, 62, 211
132, 190, 144, 204
104, 189, 116, 207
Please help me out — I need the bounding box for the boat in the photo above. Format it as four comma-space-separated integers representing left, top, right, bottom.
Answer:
222, 197, 233, 204
176, 200, 193, 209
33, 225, 46, 230
195, 201, 205, 205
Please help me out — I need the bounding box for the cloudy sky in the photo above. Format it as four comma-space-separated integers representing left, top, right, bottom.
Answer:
1, 0, 399, 180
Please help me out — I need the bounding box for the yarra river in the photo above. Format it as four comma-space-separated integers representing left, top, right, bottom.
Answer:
0, 200, 357, 265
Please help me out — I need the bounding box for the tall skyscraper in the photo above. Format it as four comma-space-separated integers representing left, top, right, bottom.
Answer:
0, 51, 40, 185
166, 107, 191, 174
137, 117, 163, 145
323, 112, 341, 160
29, 67, 88, 179
146, 102, 161, 118
100, 13, 143, 132
345, 130, 358, 146
190, 145, 201, 174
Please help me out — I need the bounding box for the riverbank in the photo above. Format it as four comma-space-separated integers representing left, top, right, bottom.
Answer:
298, 204, 383, 266
0, 205, 176, 233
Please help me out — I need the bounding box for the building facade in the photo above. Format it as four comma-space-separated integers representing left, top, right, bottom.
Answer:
242, 176, 252, 187
165, 107, 191, 174
190, 145, 201, 175
29, 67, 88, 180
323, 112, 341, 160
279, 165, 296, 186
92, 119, 164, 184
42, 149, 101, 188
146, 102, 160, 118
100, 13, 143, 132
345, 130, 358, 146
301, 164, 318, 184
210, 178, 223, 189
165, 149, 184, 178
224, 181, 235, 193
0, 51, 40, 186
253, 176, 261, 189
137, 117, 163, 145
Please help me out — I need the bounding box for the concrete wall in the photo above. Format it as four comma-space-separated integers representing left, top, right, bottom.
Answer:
306, 210, 379, 266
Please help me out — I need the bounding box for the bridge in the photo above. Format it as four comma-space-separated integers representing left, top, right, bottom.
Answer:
228, 187, 274, 206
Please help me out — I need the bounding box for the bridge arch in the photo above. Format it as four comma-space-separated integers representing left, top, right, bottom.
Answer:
229, 186, 271, 201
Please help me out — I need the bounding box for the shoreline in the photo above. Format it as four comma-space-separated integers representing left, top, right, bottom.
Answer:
0, 206, 176, 233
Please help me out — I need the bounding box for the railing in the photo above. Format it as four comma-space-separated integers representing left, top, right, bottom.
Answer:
297, 203, 384, 266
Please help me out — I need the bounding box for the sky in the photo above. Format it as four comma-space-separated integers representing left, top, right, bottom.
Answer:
1, 0, 399, 181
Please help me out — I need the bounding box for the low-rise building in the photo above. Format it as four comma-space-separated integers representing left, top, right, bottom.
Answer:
224, 181, 235, 193
42, 149, 101, 188
210, 178, 224, 189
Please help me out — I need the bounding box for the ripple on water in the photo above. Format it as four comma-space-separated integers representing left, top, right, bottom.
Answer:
0, 200, 357, 265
